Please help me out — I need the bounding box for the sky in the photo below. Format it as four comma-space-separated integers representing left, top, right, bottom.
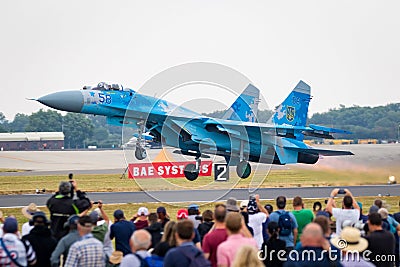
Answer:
0, 1, 399, 121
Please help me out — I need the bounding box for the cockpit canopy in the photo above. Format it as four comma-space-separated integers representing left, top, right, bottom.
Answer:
83, 82, 129, 91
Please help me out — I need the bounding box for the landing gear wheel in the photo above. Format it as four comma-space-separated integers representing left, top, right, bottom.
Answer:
236, 161, 251, 178
135, 147, 147, 160
184, 163, 199, 181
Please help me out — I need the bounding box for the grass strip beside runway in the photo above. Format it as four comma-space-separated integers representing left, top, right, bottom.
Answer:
0, 167, 396, 195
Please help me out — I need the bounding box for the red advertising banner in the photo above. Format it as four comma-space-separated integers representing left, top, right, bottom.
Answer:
128, 161, 213, 179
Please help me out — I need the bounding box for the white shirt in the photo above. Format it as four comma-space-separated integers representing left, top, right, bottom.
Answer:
332, 208, 360, 235
21, 222, 34, 236
248, 212, 267, 249
97, 220, 113, 257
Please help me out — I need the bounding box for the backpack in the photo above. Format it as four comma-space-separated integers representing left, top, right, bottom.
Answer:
134, 253, 164, 267
277, 210, 293, 236
180, 246, 211, 267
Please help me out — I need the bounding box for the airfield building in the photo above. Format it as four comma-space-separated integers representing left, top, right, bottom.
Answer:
0, 132, 64, 151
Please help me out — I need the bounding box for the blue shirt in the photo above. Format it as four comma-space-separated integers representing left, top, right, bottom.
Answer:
269, 210, 298, 248
164, 241, 206, 267
110, 220, 136, 255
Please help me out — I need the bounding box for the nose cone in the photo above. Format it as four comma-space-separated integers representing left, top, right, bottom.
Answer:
37, 91, 84, 112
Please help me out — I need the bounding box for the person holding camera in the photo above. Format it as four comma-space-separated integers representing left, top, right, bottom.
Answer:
46, 179, 91, 241
22, 212, 57, 267
326, 188, 360, 235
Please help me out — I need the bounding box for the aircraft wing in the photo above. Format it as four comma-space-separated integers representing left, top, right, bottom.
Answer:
303, 124, 353, 139
201, 118, 351, 140
284, 146, 354, 156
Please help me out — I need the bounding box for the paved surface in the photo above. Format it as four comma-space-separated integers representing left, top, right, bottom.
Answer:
1, 144, 399, 176
1, 184, 398, 208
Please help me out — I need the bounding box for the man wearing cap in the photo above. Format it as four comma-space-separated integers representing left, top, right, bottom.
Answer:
130, 207, 149, 230
156, 206, 170, 228
50, 215, 80, 267
110, 209, 136, 256
88, 201, 113, 259
22, 212, 57, 267
188, 204, 201, 229
0, 217, 36, 266
247, 194, 269, 249
46, 180, 91, 241
331, 226, 374, 267
21, 202, 40, 236
65, 215, 105, 267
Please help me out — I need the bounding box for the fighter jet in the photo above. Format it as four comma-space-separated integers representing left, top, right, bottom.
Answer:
35, 81, 353, 181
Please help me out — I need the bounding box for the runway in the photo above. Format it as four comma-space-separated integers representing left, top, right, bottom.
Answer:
1, 144, 399, 176
0, 184, 398, 208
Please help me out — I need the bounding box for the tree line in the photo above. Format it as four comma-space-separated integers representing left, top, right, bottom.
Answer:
0, 103, 399, 149
0, 110, 122, 149
204, 103, 400, 141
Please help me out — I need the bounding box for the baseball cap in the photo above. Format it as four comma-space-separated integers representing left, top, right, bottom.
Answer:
157, 206, 166, 213
177, 209, 188, 219
89, 211, 100, 223
3, 217, 18, 233
247, 199, 258, 214
188, 204, 199, 211
137, 207, 149, 216
113, 209, 124, 220
64, 215, 79, 228
240, 200, 249, 209
369, 205, 379, 214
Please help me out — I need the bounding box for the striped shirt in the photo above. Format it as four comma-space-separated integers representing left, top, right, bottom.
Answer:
64, 233, 105, 267
0, 233, 36, 267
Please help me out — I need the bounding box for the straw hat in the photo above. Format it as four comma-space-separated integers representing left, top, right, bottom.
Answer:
21, 203, 40, 219
331, 227, 368, 252
109, 251, 123, 264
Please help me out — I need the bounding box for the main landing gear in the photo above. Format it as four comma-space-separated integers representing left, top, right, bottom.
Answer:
134, 123, 147, 160
235, 140, 251, 179
236, 160, 251, 179
184, 157, 201, 181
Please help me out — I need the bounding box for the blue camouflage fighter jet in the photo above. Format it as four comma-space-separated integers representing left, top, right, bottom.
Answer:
35, 81, 353, 181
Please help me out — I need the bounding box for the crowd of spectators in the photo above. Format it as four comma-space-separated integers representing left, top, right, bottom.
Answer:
0, 182, 399, 267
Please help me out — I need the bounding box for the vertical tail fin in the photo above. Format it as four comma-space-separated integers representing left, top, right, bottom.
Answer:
271, 80, 311, 127
222, 84, 260, 123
